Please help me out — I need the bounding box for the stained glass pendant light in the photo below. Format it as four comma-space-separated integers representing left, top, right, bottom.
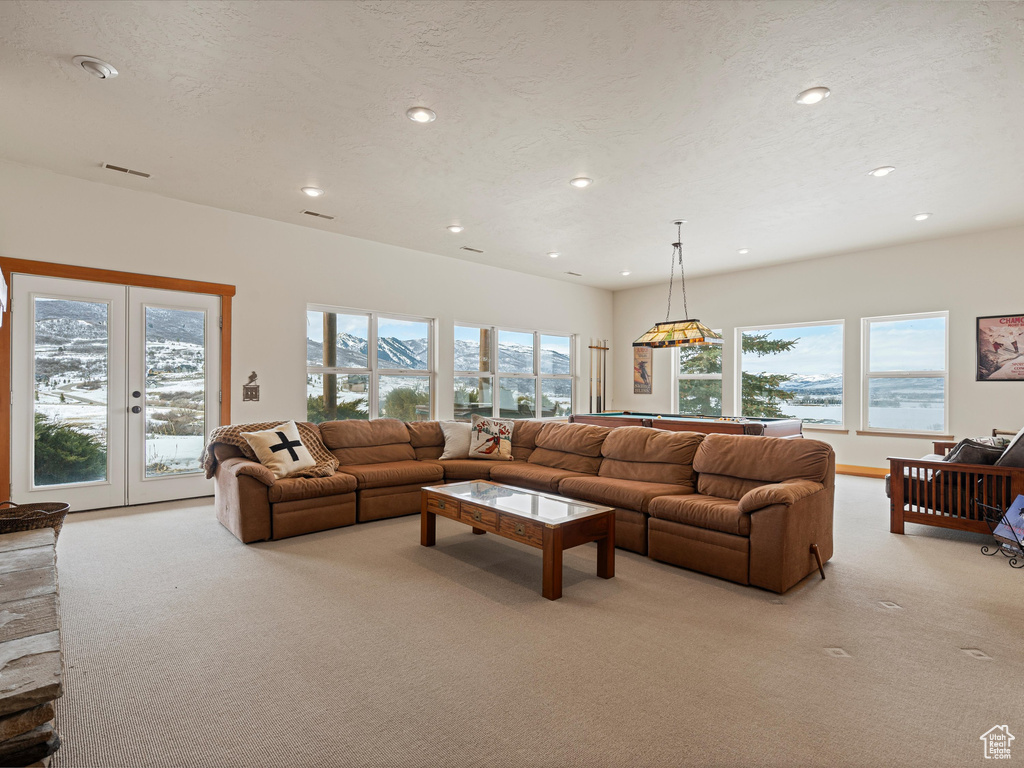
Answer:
633, 221, 722, 348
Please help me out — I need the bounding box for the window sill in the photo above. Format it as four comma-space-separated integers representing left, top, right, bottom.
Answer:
803, 426, 849, 434
855, 430, 955, 440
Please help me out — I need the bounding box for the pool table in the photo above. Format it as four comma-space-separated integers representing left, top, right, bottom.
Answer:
569, 412, 804, 438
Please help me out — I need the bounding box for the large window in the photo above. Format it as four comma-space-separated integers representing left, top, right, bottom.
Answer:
737, 322, 844, 426
862, 312, 947, 433
306, 307, 433, 423
454, 325, 573, 421
676, 336, 723, 416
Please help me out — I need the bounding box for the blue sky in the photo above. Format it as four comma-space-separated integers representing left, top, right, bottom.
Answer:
741, 324, 844, 376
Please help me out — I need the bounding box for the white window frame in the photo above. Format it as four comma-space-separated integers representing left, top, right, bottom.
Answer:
673, 332, 724, 416
307, 304, 435, 420
733, 319, 845, 428
861, 311, 948, 435
454, 324, 575, 420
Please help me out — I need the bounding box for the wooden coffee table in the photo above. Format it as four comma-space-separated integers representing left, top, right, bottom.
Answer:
420, 480, 615, 600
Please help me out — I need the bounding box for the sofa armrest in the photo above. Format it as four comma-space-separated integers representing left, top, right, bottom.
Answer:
218, 457, 276, 487
738, 480, 824, 514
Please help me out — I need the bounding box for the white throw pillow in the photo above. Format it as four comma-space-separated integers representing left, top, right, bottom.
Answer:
439, 421, 472, 460
468, 415, 514, 461
241, 421, 316, 479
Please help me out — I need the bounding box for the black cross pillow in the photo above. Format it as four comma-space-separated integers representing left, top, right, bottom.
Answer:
241, 421, 316, 479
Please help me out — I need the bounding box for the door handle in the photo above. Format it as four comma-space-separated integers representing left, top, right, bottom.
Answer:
131, 406, 141, 414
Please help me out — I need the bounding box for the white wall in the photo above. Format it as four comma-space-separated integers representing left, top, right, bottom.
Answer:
0, 161, 614, 423
613, 225, 1024, 468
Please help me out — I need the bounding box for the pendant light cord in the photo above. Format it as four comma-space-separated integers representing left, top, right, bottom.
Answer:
665, 221, 689, 322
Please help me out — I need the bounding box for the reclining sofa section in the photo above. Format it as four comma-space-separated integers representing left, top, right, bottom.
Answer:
210, 418, 835, 593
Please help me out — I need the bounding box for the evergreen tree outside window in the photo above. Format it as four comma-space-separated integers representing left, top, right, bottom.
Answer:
676, 334, 723, 416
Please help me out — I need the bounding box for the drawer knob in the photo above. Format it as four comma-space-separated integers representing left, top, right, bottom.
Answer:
515, 524, 526, 536
437, 500, 445, 509
472, 511, 481, 521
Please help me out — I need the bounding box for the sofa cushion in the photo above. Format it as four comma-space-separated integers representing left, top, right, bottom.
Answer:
696, 474, 766, 501
241, 421, 317, 479
737, 479, 823, 514
558, 476, 691, 513
469, 415, 514, 460
406, 420, 444, 460
995, 426, 1024, 468
510, 419, 543, 461
489, 462, 589, 494
944, 438, 1004, 466
319, 419, 416, 465
648, 494, 750, 536
693, 434, 832, 485
422, 459, 494, 481
340, 460, 443, 489
439, 421, 473, 460
528, 422, 610, 474
268, 472, 358, 503
598, 427, 703, 487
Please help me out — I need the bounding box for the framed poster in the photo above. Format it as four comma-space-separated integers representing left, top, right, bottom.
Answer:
977, 314, 1024, 381
633, 346, 652, 394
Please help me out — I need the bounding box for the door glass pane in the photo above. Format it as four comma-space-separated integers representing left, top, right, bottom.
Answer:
499, 377, 535, 418
307, 311, 369, 368
33, 298, 109, 486
378, 318, 429, 370
498, 331, 534, 373
455, 326, 492, 373
868, 378, 945, 432
540, 379, 571, 417
539, 335, 571, 375
869, 316, 946, 372
307, 373, 370, 422
378, 375, 431, 421
454, 376, 493, 421
144, 307, 206, 477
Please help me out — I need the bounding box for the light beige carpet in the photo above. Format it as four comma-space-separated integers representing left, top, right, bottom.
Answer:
49, 477, 1024, 768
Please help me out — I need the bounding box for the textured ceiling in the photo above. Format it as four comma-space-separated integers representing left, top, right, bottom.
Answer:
1, 0, 1023, 289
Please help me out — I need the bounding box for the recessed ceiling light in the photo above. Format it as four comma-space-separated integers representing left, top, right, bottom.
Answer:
569, 177, 593, 188
447, 225, 464, 233
406, 107, 436, 123
738, 248, 750, 254
620, 270, 631, 276
868, 166, 896, 177
913, 212, 932, 221
301, 186, 324, 197
548, 252, 560, 259
72, 55, 118, 79
795, 86, 830, 105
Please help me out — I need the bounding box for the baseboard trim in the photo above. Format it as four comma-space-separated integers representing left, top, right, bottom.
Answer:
836, 464, 888, 479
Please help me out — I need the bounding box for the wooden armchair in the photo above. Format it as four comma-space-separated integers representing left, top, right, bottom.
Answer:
889, 428, 1024, 534
888, 457, 1024, 534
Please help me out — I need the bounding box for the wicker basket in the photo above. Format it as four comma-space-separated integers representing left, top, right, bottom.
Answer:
0, 501, 70, 540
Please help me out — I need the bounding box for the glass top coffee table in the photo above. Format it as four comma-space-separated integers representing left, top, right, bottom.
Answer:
420, 480, 615, 600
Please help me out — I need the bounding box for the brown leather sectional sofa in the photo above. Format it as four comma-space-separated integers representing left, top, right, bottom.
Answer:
211, 418, 835, 593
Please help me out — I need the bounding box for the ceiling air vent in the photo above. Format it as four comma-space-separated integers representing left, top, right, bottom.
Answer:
102, 163, 151, 178
301, 210, 335, 220
460, 246, 484, 254
565, 271, 582, 277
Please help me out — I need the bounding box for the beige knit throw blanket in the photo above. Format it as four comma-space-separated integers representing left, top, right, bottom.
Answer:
203, 422, 339, 480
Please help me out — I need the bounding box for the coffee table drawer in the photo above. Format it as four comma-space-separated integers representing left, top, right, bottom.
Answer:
499, 515, 544, 547
427, 496, 459, 519
461, 503, 498, 532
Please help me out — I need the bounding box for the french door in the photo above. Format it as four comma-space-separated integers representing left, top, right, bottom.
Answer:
10, 275, 221, 510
